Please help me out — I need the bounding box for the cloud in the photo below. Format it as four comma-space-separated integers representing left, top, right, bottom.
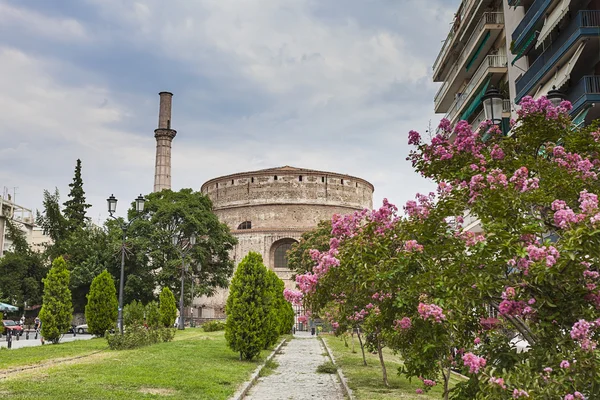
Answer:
0, 0, 458, 221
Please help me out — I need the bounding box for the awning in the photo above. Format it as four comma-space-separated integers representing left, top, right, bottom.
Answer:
536, 0, 571, 49
512, 32, 537, 65
571, 107, 590, 129
460, 78, 492, 121
466, 31, 491, 72
0, 302, 19, 312
533, 42, 585, 98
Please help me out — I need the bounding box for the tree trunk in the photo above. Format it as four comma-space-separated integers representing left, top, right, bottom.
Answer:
351, 331, 356, 353
357, 330, 367, 366
442, 362, 451, 400
376, 335, 389, 387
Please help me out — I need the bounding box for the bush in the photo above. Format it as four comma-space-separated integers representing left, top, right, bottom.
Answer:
106, 325, 176, 350
225, 252, 271, 360
201, 320, 226, 332
39, 257, 73, 343
159, 287, 177, 328
85, 270, 118, 336
123, 300, 145, 327
280, 301, 295, 335
316, 361, 337, 374
145, 301, 161, 329
263, 270, 282, 349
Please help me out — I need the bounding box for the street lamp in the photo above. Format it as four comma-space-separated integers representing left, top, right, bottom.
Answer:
107, 194, 146, 334
482, 86, 503, 126
173, 234, 196, 330
547, 86, 566, 107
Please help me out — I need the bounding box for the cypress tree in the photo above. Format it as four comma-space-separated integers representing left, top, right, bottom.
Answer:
145, 301, 161, 329
159, 287, 177, 328
63, 159, 91, 231
263, 270, 282, 349
85, 270, 117, 336
225, 252, 271, 360
39, 256, 73, 343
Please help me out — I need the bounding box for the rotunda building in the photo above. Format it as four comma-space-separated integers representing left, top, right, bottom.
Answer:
196, 166, 374, 318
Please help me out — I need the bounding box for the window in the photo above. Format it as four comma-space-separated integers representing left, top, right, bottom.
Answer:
299, 175, 303, 182
341, 179, 344, 185
274, 242, 293, 269
216, 183, 218, 188
231, 179, 234, 185
274, 175, 278, 181
251, 177, 254, 183
321, 177, 325, 183
237, 221, 251, 230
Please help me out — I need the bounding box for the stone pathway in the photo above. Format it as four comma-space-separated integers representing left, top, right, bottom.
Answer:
244, 332, 345, 400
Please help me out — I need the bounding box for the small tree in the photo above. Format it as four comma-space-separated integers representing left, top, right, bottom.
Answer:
145, 301, 161, 329
225, 252, 271, 360
63, 159, 91, 231
85, 270, 117, 336
39, 256, 73, 343
159, 287, 177, 328
280, 301, 295, 335
263, 270, 282, 349
123, 300, 145, 327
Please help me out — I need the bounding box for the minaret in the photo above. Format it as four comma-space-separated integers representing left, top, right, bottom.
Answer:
153, 92, 177, 192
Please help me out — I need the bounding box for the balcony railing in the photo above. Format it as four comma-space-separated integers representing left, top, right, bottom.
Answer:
434, 12, 505, 108
569, 75, 600, 109
512, 0, 551, 46
503, 99, 512, 113
445, 55, 508, 122
432, 0, 478, 75
515, 11, 600, 99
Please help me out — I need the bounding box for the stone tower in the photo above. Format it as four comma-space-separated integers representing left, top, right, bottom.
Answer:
153, 91, 177, 192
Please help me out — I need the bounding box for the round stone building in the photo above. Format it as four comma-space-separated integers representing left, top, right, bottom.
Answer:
195, 166, 374, 318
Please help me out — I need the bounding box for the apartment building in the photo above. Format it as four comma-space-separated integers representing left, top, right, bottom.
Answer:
433, 0, 512, 132
508, 0, 600, 127
0, 195, 51, 257
434, 0, 600, 130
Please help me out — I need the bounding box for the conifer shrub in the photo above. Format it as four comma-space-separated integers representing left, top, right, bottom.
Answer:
39, 256, 73, 343
225, 252, 271, 360
263, 270, 283, 349
280, 301, 295, 335
145, 301, 161, 329
159, 287, 177, 328
123, 300, 145, 327
85, 270, 117, 336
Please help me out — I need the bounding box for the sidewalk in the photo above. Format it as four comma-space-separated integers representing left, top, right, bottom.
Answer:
244, 332, 345, 400
0, 333, 94, 349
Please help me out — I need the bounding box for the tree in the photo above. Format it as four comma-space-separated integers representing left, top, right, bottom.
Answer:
39, 257, 73, 344
159, 287, 177, 328
288, 220, 332, 277
127, 189, 237, 305
263, 270, 283, 349
63, 159, 91, 232
146, 301, 161, 329
85, 270, 117, 336
36, 188, 68, 246
225, 252, 271, 360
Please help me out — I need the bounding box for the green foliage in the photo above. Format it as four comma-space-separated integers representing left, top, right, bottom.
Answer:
280, 301, 295, 335
85, 270, 117, 336
288, 220, 332, 276
201, 320, 226, 332
36, 188, 68, 245
159, 287, 177, 328
0, 312, 3, 334
106, 325, 175, 350
39, 257, 73, 344
225, 252, 271, 360
123, 300, 145, 327
62, 159, 91, 231
263, 270, 282, 349
316, 361, 337, 374
145, 301, 161, 329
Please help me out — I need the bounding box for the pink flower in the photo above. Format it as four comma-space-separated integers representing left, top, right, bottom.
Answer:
438, 118, 451, 132
408, 130, 421, 145
418, 303, 446, 323
490, 377, 506, 389
462, 352, 487, 374
415, 388, 424, 395
491, 145, 505, 160
404, 240, 424, 253
560, 360, 570, 369
513, 389, 529, 398
283, 289, 304, 305
394, 317, 412, 330
474, 337, 481, 345
422, 379, 436, 387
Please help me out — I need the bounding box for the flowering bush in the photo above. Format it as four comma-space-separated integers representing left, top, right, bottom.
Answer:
287, 96, 600, 398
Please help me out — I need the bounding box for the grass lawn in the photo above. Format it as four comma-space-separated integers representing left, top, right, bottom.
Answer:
323, 334, 464, 400
0, 337, 108, 370
0, 329, 273, 399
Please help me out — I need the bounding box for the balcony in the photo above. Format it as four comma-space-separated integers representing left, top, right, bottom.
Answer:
434, 12, 505, 113
512, 0, 552, 50
433, 0, 496, 82
569, 75, 600, 115
444, 55, 508, 123
515, 11, 600, 101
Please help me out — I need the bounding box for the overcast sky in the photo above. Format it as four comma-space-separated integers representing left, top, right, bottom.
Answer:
0, 0, 458, 222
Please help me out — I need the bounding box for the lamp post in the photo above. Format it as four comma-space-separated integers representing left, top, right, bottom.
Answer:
107, 194, 145, 334
547, 86, 566, 107
482, 86, 503, 126
173, 234, 196, 330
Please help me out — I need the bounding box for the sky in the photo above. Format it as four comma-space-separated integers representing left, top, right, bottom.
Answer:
0, 0, 459, 222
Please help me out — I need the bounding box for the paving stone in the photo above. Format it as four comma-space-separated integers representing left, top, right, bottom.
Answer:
244, 333, 345, 400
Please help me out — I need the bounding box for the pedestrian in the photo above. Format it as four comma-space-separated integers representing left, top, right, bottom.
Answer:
19, 315, 25, 326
